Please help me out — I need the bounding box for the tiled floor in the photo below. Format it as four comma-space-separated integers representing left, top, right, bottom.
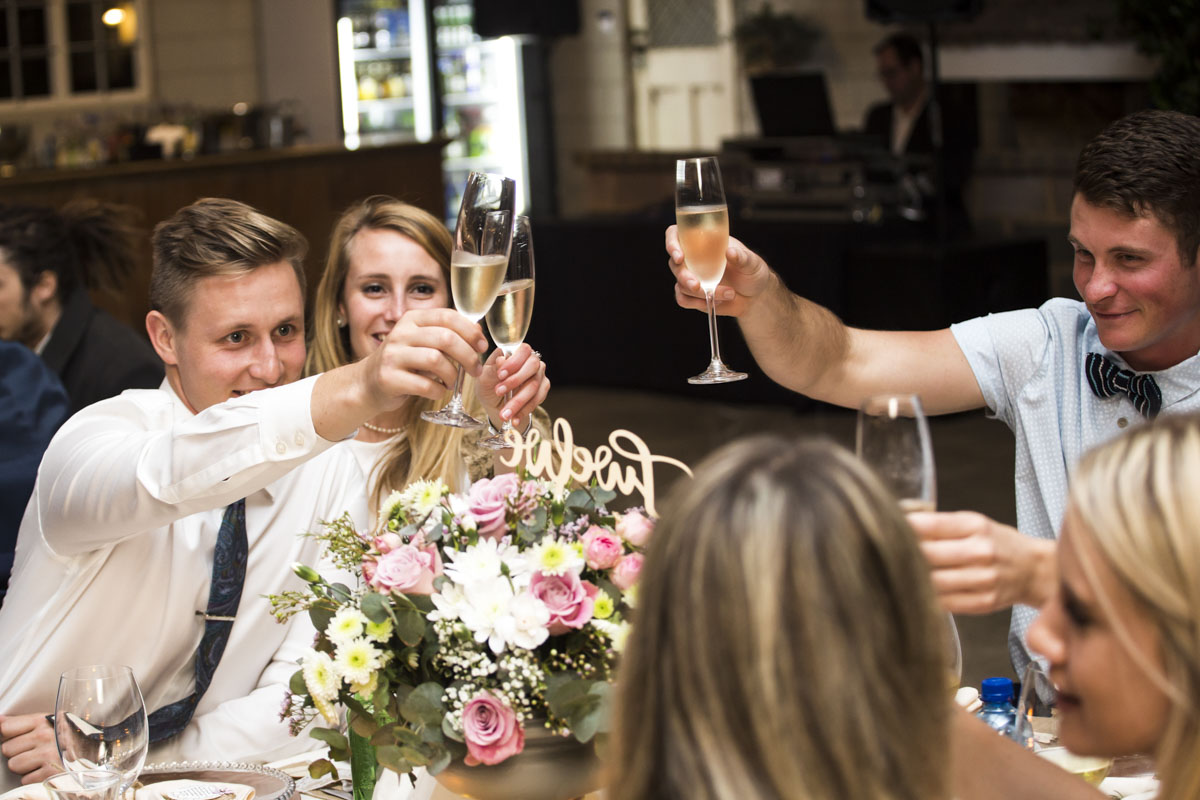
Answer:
544, 386, 1019, 689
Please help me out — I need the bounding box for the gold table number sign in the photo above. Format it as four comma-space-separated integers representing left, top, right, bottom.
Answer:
499, 417, 692, 518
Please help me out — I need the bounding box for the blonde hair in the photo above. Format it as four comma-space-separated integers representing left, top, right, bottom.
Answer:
1068, 415, 1200, 798
151, 198, 307, 326
306, 196, 480, 511
613, 436, 951, 800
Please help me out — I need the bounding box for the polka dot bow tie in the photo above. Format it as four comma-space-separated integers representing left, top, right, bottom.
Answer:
1085, 352, 1162, 418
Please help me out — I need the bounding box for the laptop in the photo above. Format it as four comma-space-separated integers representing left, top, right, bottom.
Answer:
750, 71, 836, 138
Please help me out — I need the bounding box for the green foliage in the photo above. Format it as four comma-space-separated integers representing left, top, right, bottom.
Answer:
309, 727, 350, 760
400, 682, 445, 727
545, 676, 611, 743
733, 2, 823, 73
1118, 0, 1200, 115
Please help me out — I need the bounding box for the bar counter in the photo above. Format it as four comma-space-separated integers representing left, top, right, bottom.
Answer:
0, 139, 447, 329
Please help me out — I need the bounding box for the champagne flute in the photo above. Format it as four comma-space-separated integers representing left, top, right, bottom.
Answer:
423, 209, 512, 428
676, 156, 747, 384
855, 393, 936, 512
480, 215, 535, 450
423, 171, 516, 428
855, 394, 959, 683
55, 665, 148, 797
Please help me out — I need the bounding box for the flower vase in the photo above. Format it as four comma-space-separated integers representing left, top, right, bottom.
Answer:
349, 729, 377, 800
434, 725, 604, 800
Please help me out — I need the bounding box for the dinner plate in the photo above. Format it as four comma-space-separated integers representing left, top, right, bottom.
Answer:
141, 762, 296, 800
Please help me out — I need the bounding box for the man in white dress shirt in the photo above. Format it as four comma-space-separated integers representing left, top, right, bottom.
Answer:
664, 109, 1200, 679
0, 198, 493, 789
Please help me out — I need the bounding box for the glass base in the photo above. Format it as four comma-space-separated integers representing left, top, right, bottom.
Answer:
688, 360, 748, 384
478, 430, 515, 450
420, 407, 486, 429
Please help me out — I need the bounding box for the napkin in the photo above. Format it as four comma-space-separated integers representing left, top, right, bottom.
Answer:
0, 779, 254, 800
1099, 775, 1159, 799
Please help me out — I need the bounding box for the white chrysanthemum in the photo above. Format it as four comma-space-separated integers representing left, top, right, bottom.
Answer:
444, 538, 506, 584
447, 493, 478, 532
592, 619, 632, 652
302, 650, 340, 703
528, 537, 584, 577
326, 606, 368, 646
377, 490, 404, 527
349, 670, 379, 697
401, 479, 446, 517
429, 581, 468, 623
364, 616, 394, 643
457, 577, 516, 654
495, 591, 550, 651
334, 639, 383, 686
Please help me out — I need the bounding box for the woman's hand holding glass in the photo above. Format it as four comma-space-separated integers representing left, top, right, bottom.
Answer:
475, 343, 549, 434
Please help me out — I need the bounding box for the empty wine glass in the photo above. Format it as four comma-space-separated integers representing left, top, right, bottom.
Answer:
1014, 661, 1058, 750
676, 156, 747, 384
55, 665, 148, 797
44, 769, 122, 800
480, 215, 535, 450
855, 393, 936, 511
422, 173, 516, 428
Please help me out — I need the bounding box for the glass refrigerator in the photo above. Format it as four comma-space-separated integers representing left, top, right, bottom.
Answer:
335, 0, 531, 221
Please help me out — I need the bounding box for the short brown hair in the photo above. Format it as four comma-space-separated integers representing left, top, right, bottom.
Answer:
150, 198, 308, 325
1074, 110, 1200, 267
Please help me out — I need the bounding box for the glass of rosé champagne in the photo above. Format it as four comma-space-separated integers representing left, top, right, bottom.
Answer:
423, 171, 515, 428
480, 215, 535, 450
676, 156, 747, 384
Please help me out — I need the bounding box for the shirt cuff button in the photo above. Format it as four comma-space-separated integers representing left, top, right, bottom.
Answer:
275, 440, 287, 455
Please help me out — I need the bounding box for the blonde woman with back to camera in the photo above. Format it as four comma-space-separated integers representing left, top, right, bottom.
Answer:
613, 436, 953, 800
306, 196, 549, 510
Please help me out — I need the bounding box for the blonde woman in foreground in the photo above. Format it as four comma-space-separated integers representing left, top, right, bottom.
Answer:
306, 196, 550, 510
613, 436, 953, 800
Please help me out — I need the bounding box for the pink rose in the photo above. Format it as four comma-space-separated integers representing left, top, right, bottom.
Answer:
530, 572, 598, 635
368, 544, 443, 595
615, 509, 654, 548
468, 473, 522, 539
611, 553, 644, 591
373, 532, 403, 554
462, 691, 525, 766
580, 526, 623, 570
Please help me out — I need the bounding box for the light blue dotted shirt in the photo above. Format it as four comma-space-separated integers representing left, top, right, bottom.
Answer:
951, 297, 1200, 677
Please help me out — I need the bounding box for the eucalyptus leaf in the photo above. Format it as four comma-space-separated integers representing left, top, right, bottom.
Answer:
396, 607, 426, 646
374, 745, 413, 775
308, 604, 334, 634
394, 727, 423, 748
360, 592, 392, 624
397, 746, 426, 766
350, 712, 379, 739
369, 724, 398, 747
288, 669, 306, 695
427, 745, 451, 775
420, 723, 443, 744
400, 682, 444, 727
309, 726, 349, 753
328, 583, 352, 603
441, 713, 463, 742
307, 759, 337, 781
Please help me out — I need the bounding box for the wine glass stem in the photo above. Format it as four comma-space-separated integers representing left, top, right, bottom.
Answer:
705, 289, 724, 366
446, 364, 467, 412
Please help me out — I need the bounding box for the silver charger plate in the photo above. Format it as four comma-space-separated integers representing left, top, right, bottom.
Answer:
140, 761, 296, 800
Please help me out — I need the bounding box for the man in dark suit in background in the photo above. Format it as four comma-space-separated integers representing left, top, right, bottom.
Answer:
0, 201, 162, 413
863, 32, 975, 235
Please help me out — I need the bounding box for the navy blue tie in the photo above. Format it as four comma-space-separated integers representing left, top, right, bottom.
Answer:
148, 498, 248, 742
1085, 352, 1162, 418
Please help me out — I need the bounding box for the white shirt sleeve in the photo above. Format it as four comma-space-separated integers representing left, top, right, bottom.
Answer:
950, 306, 1055, 427
37, 376, 338, 556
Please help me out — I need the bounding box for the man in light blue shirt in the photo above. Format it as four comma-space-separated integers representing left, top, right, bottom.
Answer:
663, 109, 1200, 676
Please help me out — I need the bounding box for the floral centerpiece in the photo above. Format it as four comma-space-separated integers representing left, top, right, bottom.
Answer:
269, 471, 653, 795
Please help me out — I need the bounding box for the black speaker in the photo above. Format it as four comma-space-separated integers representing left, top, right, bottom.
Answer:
474, 0, 581, 38
865, 0, 982, 23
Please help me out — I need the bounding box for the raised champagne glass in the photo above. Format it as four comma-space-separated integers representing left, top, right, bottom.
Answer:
480, 215, 535, 450
676, 156, 747, 384
856, 394, 960, 685
422, 171, 516, 428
